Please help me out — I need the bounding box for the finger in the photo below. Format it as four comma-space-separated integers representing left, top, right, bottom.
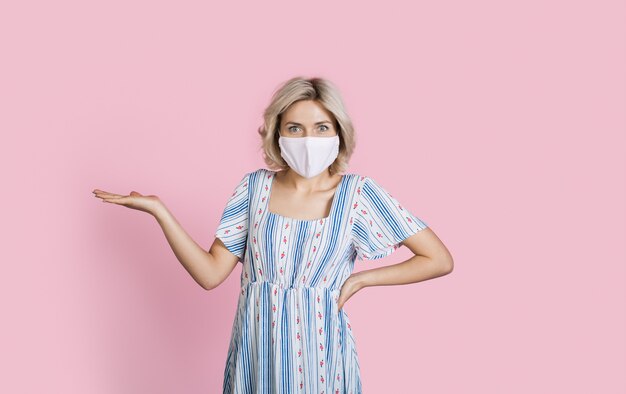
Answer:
103, 196, 129, 204
93, 189, 117, 195
95, 190, 124, 197
95, 191, 126, 199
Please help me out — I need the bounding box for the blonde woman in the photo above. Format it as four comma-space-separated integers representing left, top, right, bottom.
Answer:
93, 76, 453, 393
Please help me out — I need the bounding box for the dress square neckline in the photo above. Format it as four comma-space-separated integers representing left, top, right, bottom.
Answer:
265, 170, 345, 223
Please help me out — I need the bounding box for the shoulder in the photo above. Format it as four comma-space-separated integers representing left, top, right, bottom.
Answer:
340, 172, 369, 206
236, 168, 277, 192
346, 172, 373, 190
342, 171, 368, 183
355, 173, 389, 187
351, 173, 395, 200
243, 167, 275, 181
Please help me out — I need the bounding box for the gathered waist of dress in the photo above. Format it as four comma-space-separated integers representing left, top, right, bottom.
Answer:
242, 280, 340, 294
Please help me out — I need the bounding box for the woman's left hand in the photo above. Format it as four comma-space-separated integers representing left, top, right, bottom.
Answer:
337, 272, 367, 311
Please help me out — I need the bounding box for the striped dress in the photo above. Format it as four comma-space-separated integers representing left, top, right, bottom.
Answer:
215, 168, 428, 394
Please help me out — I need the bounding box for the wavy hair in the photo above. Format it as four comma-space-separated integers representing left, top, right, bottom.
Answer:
257, 76, 356, 175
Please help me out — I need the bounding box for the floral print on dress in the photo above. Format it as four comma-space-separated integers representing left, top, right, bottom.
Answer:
214, 172, 250, 263
351, 176, 428, 261
216, 168, 429, 394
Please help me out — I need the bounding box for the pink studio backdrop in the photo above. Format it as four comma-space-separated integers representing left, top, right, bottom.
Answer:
1, 1, 624, 393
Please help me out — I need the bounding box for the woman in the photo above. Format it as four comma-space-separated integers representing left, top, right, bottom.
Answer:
93, 76, 454, 393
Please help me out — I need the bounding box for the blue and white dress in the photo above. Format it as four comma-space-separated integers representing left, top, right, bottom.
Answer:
215, 168, 428, 394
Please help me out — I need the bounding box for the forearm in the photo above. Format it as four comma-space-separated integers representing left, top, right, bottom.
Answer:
152, 203, 214, 290
353, 254, 451, 289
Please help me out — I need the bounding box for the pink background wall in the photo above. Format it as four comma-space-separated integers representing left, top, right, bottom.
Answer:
1, 0, 624, 392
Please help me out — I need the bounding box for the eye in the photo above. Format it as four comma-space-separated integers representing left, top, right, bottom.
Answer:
287, 126, 300, 133
319, 125, 329, 131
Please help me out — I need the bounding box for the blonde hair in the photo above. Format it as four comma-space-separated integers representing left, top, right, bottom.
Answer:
257, 76, 356, 175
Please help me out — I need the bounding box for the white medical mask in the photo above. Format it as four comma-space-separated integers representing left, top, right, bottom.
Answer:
278, 135, 340, 179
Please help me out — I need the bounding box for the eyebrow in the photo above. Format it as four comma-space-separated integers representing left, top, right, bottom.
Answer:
285, 121, 332, 126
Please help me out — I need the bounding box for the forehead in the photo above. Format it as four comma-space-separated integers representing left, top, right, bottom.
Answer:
281, 100, 334, 124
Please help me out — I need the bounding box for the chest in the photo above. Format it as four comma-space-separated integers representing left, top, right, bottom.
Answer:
266, 172, 344, 222
267, 189, 336, 221
245, 171, 357, 265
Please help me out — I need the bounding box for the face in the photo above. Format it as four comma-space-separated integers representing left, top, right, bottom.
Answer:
279, 100, 338, 138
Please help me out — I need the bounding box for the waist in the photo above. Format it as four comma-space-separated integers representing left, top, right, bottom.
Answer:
242, 280, 340, 294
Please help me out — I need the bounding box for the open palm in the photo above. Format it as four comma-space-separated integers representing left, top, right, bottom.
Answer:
92, 189, 161, 215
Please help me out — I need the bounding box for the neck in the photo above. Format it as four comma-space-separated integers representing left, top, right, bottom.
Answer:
279, 168, 336, 192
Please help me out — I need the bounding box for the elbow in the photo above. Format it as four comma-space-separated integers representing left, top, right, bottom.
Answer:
201, 251, 223, 291
442, 257, 454, 274
435, 254, 454, 275
201, 276, 219, 291
202, 280, 218, 291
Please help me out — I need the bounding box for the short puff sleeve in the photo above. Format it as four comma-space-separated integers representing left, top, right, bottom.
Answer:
352, 176, 428, 261
214, 172, 250, 262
